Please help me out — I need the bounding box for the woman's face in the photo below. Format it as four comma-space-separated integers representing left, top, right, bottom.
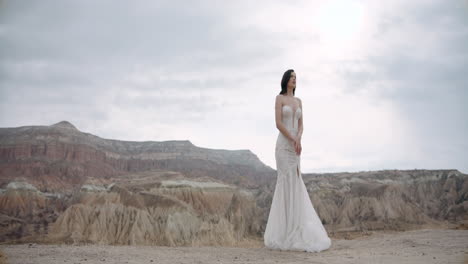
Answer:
288, 72, 296, 89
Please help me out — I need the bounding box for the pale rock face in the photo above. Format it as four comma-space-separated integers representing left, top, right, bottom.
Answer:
80, 184, 108, 192
6, 181, 39, 192
48, 179, 262, 246
160, 179, 234, 189
300, 169, 468, 233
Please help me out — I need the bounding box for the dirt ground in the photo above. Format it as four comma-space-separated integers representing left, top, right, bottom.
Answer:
1, 229, 467, 264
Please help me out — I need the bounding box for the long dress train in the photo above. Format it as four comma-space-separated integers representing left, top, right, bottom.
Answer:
263, 104, 331, 252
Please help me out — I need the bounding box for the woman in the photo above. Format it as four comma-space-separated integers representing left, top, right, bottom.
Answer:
263, 69, 332, 252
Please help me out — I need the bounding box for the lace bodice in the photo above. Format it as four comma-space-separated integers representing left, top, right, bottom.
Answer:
282, 104, 302, 132
276, 104, 302, 150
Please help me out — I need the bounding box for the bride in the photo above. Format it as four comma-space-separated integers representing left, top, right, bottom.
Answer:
264, 69, 332, 252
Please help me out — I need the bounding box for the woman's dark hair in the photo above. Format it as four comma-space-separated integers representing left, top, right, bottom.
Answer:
280, 69, 295, 95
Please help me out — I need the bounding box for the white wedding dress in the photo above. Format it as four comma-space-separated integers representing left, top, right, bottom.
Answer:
264, 104, 331, 252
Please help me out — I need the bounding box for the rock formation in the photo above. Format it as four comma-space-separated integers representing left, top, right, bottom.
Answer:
303, 169, 468, 233
0, 121, 466, 245
48, 172, 263, 246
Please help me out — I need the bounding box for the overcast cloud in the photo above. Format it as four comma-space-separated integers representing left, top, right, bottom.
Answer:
1, 0, 467, 173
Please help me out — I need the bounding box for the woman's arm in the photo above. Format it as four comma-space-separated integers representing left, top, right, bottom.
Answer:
295, 98, 303, 155
297, 98, 303, 140
275, 95, 295, 141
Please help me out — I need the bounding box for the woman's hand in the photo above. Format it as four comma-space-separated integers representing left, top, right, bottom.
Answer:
293, 136, 302, 156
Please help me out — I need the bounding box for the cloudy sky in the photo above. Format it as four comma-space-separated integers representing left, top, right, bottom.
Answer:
1, 0, 467, 173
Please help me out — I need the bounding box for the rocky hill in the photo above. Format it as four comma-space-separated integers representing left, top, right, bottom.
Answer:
0, 121, 275, 192
0, 121, 466, 245
303, 169, 467, 234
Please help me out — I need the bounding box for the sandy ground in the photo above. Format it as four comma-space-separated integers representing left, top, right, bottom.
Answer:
1, 229, 467, 264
